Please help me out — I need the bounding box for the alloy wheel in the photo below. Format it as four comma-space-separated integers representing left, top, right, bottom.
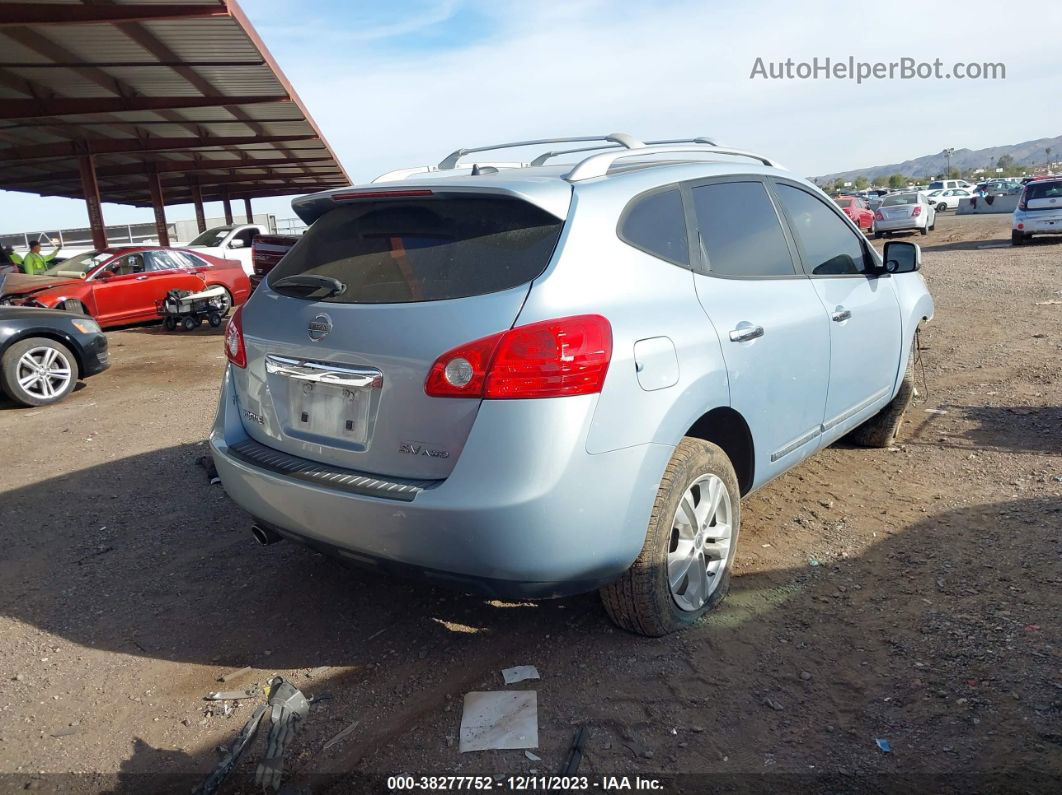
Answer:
16, 346, 72, 401
667, 473, 733, 611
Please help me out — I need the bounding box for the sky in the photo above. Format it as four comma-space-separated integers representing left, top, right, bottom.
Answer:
2, 0, 1061, 234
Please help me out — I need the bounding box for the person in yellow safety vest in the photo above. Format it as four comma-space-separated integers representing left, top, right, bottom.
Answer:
21, 241, 59, 275
3, 245, 22, 270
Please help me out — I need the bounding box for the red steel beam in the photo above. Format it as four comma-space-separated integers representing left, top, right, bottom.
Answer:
0, 134, 317, 161
147, 165, 170, 247
1, 96, 293, 121
78, 155, 108, 250
2, 157, 338, 187
0, 3, 227, 27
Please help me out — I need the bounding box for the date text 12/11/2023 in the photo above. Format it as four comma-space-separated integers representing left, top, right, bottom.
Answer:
386, 775, 664, 791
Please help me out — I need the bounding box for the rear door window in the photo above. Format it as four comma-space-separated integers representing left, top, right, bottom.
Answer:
774, 184, 868, 276
268, 197, 563, 303
618, 188, 689, 266
691, 181, 796, 277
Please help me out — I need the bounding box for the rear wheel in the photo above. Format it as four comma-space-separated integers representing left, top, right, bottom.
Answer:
1, 337, 79, 407
936, 202, 947, 212
601, 439, 741, 637
214, 287, 233, 316
920, 225, 928, 235
163, 316, 177, 331
181, 315, 199, 331
208, 312, 222, 328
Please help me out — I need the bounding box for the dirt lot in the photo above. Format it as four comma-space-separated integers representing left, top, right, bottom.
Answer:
0, 213, 1059, 793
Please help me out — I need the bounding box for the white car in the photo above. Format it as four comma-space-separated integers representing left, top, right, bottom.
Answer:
874, 192, 936, 237
927, 178, 973, 192
1012, 178, 1062, 245
180, 224, 266, 276
927, 188, 973, 211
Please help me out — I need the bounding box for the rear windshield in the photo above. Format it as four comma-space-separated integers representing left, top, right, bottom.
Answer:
882, 193, 918, 206
1025, 181, 1062, 201
268, 197, 563, 303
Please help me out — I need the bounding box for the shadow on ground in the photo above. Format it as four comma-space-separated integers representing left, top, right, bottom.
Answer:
1, 442, 1060, 791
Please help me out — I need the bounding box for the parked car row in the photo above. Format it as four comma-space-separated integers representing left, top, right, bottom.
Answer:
0, 245, 251, 406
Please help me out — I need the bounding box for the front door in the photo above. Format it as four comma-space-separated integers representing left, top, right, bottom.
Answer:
771, 181, 903, 444
90, 253, 152, 325
687, 178, 831, 487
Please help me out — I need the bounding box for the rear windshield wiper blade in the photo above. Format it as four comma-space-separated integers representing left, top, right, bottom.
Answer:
271, 275, 346, 297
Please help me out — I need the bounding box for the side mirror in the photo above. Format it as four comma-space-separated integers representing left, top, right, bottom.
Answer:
229, 239, 245, 249
882, 240, 921, 273
95, 269, 114, 280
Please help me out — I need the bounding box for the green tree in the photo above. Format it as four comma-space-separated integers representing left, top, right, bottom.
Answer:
832, 178, 848, 193
996, 154, 1015, 172
947, 168, 961, 179
854, 175, 870, 190
888, 174, 906, 189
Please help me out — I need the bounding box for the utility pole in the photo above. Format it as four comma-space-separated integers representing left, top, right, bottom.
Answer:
943, 147, 955, 179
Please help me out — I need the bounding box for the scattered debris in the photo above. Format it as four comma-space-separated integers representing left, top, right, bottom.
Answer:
255, 677, 311, 790
194, 704, 268, 795
763, 697, 784, 711
924, 408, 948, 415
876, 738, 892, 753
50, 728, 78, 738
559, 726, 589, 776
218, 666, 252, 683
204, 687, 258, 701
322, 719, 360, 751
367, 626, 389, 642
1034, 300, 1062, 305
502, 665, 540, 685
306, 666, 332, 679
459, 691, 538, 752
524, 750, 541, 762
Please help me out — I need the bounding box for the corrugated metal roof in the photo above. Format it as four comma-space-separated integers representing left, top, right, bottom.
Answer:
0, 0, 350, 208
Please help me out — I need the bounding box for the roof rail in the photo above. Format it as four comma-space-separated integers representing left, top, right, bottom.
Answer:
438, 133, 644, 170
565, 144, 778, 182
529, 137, 720, 166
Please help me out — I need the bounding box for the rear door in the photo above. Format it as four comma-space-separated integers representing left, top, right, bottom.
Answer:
687, 178, 830, 485
235, 194, 567, 479
143, 251, 206, 312
771, 181, 902, 443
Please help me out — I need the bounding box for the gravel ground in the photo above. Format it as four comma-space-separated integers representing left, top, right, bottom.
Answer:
0, 213, 1059, 793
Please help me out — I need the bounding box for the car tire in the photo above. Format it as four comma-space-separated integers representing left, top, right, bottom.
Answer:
164, 316, 177, 331
208, 312, 222, 328
0, 337, 79, 407
600, 438, 741, 637
874, 230, 883, 239
181, 316, 198, 331
213, 287, 234, 317
847, 344, 916, 448
936, 203, 947, 212
920, 225, 928, 235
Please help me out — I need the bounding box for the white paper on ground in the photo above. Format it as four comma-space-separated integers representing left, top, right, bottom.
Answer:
459, 691, 538, 752
501, 665, 540, 684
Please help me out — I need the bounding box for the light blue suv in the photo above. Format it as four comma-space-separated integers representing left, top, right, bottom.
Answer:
210, 134, 934, 635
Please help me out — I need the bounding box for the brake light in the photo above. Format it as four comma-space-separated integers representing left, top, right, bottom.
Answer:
425, 315, 612, 399
1018, 191, 1027, 211
874, 210, 884, 221
912, 205, 922, 217
224, 304, 246, 368
332, 189, 434, 201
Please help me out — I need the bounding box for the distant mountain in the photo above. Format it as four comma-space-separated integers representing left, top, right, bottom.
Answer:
814, 134, 1062, 184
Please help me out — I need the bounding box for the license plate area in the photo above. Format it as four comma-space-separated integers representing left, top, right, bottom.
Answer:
265, 354, 383, 451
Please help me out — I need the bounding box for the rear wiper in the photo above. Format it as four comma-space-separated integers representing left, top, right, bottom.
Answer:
271, 275, 346, 298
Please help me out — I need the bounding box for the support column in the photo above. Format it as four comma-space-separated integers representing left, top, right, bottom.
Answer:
190, 176, 206, 233
78, 155, 108, 251
222, 192, 233, 225
147, 165, 170, 247
244, 197, 253, 224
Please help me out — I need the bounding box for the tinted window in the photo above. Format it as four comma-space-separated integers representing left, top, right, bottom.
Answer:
269, 197, 563, 304
692, 182, 796, 277
619, 188, 689, 266
775, 184, 867, 276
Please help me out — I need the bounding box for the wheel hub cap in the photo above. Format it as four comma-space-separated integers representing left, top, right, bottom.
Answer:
16, 347, 72, 400
667, 473, 733, 612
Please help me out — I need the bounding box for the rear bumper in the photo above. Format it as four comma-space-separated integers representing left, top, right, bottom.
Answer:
210, 368, 671, 598
875, 215, 926, 231
1013, 212, 1062, 234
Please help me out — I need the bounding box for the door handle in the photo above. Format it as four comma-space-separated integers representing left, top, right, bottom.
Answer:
135, 275, 148, 281
729, 325, 764, 342
831, 309, 852, 322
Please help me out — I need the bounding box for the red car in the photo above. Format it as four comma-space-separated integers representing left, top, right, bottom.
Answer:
833, 195, 875, 232
0, 247, 250, 328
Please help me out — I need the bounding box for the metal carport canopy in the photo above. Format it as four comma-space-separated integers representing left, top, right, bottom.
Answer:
0, 0, 350, 247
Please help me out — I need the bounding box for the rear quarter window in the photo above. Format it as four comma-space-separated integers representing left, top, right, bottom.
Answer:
268, 197, 563, 304
618, 188, 689, 266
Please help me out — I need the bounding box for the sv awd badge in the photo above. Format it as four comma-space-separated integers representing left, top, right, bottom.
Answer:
399, 442, 449, 459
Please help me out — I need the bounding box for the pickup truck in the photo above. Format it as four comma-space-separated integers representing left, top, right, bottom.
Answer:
181, 224, 267, 276
249, 234, 299, 291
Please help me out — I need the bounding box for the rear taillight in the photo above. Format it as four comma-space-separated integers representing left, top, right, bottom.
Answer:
1018, 192, 1027, 211
874, 210, 884, 221
425, 315, 612, 400
912, 205, 922, 217
224, 304, 246, 368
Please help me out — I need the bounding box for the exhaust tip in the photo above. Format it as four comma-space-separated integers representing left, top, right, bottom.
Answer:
251, 522, 282, 546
